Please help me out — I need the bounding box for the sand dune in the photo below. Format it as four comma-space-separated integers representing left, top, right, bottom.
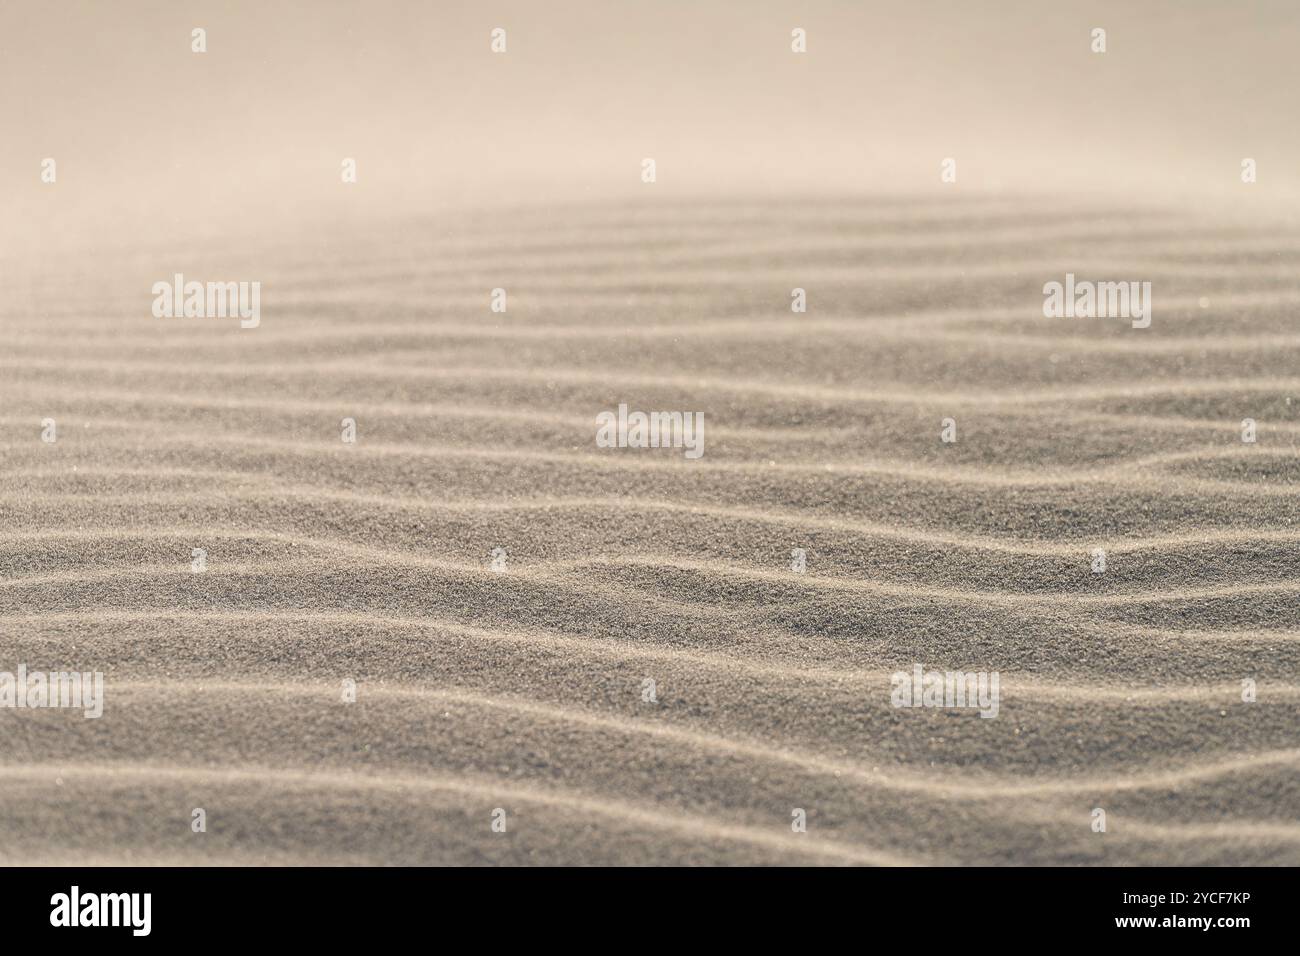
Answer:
2, 197, 1298, 865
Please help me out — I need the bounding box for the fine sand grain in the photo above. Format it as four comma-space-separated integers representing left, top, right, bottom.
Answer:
2, 197, 1298, 865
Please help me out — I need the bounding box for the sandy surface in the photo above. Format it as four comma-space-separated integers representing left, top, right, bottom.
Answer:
2, 197, 1298, 865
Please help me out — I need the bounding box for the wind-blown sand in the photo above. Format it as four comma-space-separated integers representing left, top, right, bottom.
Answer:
2, 197, 1299, 865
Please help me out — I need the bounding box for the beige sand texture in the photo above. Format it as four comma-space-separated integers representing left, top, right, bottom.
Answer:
2, 1, 1300, 865
3, 197, 1300, 865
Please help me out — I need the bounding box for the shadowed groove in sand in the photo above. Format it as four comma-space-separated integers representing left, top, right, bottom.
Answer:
0, 762, 915, 866
10, 389, 1300, 443
8, 531, 1300, 612
8, 490, 1300, 556
8, 608, 1299, 705
13, 354, 1300, 407
5, 426, 1299, 497
17, 326, 1300, 358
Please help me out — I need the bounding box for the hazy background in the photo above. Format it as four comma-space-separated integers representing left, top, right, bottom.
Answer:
3, 0, 1299, 254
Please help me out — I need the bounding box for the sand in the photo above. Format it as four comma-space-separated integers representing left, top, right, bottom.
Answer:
2, 196, 1298, 865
